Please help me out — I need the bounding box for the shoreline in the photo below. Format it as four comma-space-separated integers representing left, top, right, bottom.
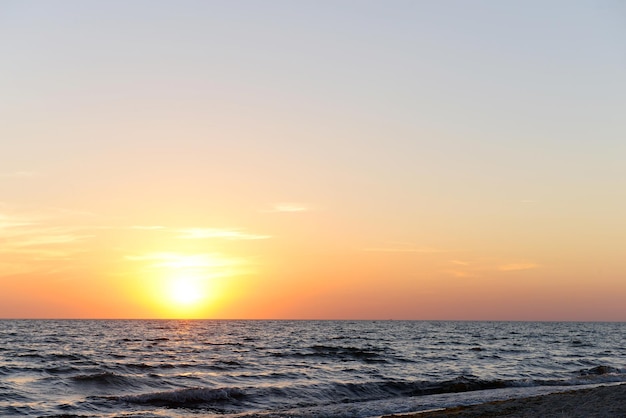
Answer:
382, 383, 626, 417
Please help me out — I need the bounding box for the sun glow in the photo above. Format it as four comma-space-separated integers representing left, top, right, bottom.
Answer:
124, 252, 246, 318
155, 271, 214, 318
169, 276, 204, 306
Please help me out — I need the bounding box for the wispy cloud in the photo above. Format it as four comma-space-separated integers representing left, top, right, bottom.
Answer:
0, 171, 39, 178
126, 225, 271, 240
1, 225, 92, 251
8, 233, 92, 247
0, 211, 93, 248
0, 210, 94, 277
125, 253, 225, 269
48, 207, 98, 217
363, 245, 446, 253
125, 252, 244, 278
176, 228, 271, 240
498, 263, 539, 272
443, 269, 479, 278
264, 203, 309, 213
0, 213, 35, 229
3, 247, 80, 259
441, 258, 540, 278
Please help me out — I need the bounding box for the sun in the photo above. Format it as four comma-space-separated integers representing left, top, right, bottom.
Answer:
165, 275, 208, 308
128, 252, 240, 318
170, 276, 203, 305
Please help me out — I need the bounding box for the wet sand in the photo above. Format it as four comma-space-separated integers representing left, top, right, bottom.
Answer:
382, 384, 626, 417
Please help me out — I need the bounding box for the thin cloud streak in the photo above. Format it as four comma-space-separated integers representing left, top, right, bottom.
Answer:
0, 212, 93, 277
363, 246, 447, 253
441, 259, 540, 278
443, 269, 478, 278
125, 253, 225, 269
264, 203, 310, 213
176, 228, 271, 240
7, 233, 92, 247
0, 171, 39, 178
0, 211, 95, 266
124, 252, 245, 278
499, 263, 539, 272
126, 225, 271, 240
0, 215, 34, 229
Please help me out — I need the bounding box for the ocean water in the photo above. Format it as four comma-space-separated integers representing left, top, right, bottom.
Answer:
1, 320, 625, 417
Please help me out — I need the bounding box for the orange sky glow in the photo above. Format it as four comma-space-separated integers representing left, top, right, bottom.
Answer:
1, 1, 625, 320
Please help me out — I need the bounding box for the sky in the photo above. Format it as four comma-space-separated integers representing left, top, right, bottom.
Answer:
1, 0, 625, 320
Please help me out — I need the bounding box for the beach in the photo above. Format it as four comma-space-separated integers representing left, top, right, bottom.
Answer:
383, 384, 626, 417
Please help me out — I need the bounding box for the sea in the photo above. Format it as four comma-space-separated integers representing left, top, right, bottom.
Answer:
1, 320, 626, 418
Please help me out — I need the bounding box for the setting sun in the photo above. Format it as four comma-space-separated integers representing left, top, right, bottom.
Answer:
169, 276, 203, 306
122, 252, 245, 318
155, 272, 213, 318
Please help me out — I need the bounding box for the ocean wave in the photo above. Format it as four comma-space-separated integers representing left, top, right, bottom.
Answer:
16, 352, 45, 359
208, 359, 247, 371
320, 371, 626, 403
17, 352, 88, 363
578, 365, 621, 376
570, 339, 595, 347
260, 373, 626, 408
0, 405, 38, 416
120, 386, 247, 408
121, 361, 186, 371
0, 389, 34, 403
531, 365, 626, 386
70, 371, 136, 387
567, 365, 626, 385
122, 362, 156, 371
327, 376, 512, 400
147, 337, 170, 342
249, 376, 517, 407
216, 359, 244, 367
272, 345, 389, 363
51, 353, 88, 361
45, 365, 81, 375
115, 371, 626, 413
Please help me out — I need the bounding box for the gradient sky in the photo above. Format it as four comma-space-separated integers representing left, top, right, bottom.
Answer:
1, 1, 625, 320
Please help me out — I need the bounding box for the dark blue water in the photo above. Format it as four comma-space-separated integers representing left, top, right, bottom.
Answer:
1, 320, 625, 417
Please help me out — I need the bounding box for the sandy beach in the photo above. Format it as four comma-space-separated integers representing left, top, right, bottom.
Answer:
382, 384, 626, 417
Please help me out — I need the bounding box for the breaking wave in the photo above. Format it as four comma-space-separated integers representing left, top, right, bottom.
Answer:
120, 387, 247, 408
70, 372, 137, 387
